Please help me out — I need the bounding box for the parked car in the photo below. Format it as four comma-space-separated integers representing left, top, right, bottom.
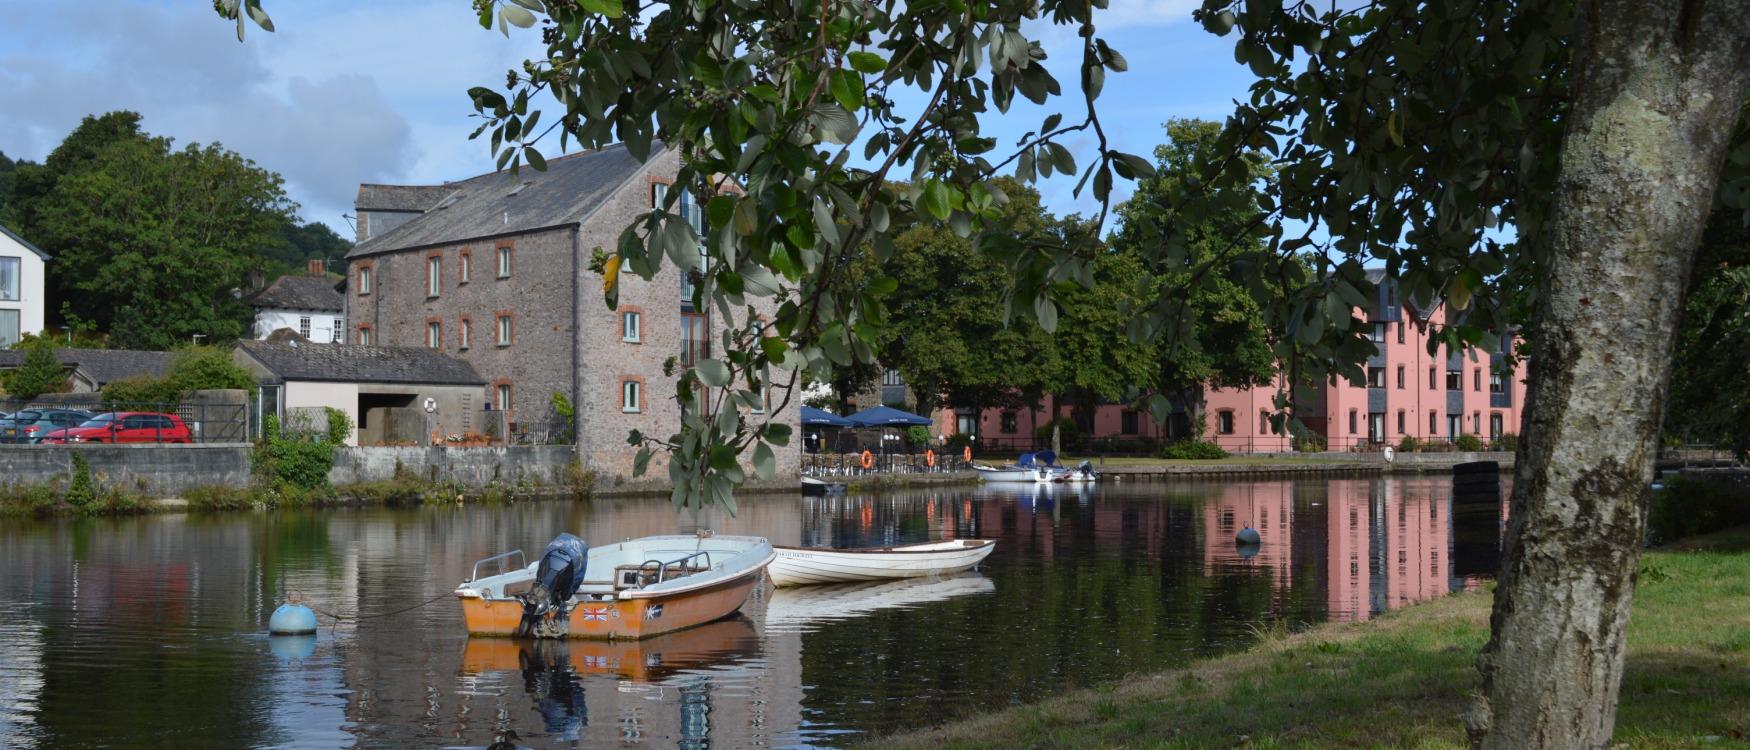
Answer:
39, 412, 194, 444
0, 409, 96, 444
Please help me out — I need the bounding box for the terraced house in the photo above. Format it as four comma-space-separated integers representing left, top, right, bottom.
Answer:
346, 145, 797, 481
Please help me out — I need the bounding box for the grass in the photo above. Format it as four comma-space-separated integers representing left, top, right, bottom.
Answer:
1079, 455, 1352, 467
865, 527, 1750, 750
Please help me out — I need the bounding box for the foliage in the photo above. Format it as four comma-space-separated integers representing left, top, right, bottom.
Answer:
101, 376, 183, 409
184, 485, 259, 512
1, 336, 69, 400
8, 112, 297, 348
1454, 434, 1485, 452
1160, 440, 1229, 460
100, 346, 256, 407
1648, 475, 1750, 546
65, 453, 96, 510
325, 408, 353, 445
1294, 434, 1327, 453
254, 410, 345, 490
944, 433, 975, 452
1492, 433, 1519, 452
1664, 205, 1750, 455
905, 425, 931, 449
1396, 436, 1420, 453
549, 390, 576, 443
1033, 417, 1081, 449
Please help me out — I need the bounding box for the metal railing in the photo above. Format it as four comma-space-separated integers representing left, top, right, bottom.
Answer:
0, 398, 250, 445
802, 451, 974, 477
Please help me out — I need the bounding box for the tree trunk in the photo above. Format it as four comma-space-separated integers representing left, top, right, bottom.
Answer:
1467, 3, 1750, 748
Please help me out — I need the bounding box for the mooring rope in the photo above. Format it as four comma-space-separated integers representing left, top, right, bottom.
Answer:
282, 590, 455, 632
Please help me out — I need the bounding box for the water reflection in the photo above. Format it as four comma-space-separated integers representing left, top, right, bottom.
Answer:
0, 476, 1505, 748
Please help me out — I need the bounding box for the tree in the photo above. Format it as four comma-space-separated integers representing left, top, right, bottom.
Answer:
1112, 119, 1278, 435
223, 2, 1750, 744
1, 337, 69, 400
18, 113, 296, 349
1664, 188, 1750, 456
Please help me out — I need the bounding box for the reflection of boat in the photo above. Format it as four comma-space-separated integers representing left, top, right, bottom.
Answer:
459, 616, 760, 683
769, 539, 995, 586
455, 535, 774, 639
762, 575, 996, 631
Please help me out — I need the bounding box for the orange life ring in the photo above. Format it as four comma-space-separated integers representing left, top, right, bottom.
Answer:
963, 445, 973, 462
860, 450, 875, 469
925, 450, 937, 467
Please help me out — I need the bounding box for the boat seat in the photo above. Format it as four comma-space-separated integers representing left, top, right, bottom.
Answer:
612, 558, 712, 590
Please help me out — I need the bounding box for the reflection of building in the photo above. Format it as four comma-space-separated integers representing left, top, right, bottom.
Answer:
1203, 481, 1295, 586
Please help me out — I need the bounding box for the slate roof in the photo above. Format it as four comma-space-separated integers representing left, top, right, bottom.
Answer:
355, 184, 455, 212
347, 144, 655, 259
0, 348, 174, 386
0, 224, 52, 260
235, 340, 484, 386
250, 275, 344, 312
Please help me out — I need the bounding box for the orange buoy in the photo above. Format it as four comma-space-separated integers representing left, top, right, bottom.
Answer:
963, 445, 973, 462
925, 450, 936, 467
860, 450, 875, 469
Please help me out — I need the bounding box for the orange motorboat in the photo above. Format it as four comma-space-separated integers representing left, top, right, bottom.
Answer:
459, 615, 759, 682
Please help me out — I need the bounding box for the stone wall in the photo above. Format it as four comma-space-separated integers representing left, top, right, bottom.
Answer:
0, 443, 252, 497
328, 445, 580, 487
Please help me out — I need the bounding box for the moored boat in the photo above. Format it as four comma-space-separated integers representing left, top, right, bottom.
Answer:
454, 534, 774, 639
459, 616, 759, 682
768, 538, 996, 586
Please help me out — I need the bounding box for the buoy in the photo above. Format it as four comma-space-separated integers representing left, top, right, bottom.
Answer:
269, 634, 317, 660
1235, 527, 1262, 545
269, 603, 318, 635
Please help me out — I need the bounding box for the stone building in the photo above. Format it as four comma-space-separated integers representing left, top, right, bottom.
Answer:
346, 145, 798, 483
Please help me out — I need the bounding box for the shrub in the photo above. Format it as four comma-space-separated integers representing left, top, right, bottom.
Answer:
168, 346, 256, 392
101, 375, 182, 409
1648, 475, 1750, 544
253, 410, 347, 491
1034, 417, 1082, 448
1397, 435, 1420, 453
0, 483, 60, 517
1493, 432, 1519, 452
1161, 440, 1229, 460
2, 337, 70, 399
66, 453, 97, 510
1294, 434, 1327, 453
905, 425, 932, 448
1454, 433, 1486, 452
550, 391, 577, 443
945, 433, 975, 451
185, 485, 258, 512
326, 408, 353, 445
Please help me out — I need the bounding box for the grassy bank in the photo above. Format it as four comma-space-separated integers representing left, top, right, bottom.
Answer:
1082, 456, 1349, 467
868, 528, 1750, 749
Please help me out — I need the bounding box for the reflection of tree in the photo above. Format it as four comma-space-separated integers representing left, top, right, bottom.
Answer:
518, 641, 587, 742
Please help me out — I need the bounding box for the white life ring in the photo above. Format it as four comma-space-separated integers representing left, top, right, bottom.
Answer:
423, 397, 439, 414
1383, 446, 1396, 463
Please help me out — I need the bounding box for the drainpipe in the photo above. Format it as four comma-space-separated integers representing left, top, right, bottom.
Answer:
570, 225, 583, 461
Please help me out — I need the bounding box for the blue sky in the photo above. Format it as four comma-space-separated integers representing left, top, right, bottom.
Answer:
0, 0, 1257, 238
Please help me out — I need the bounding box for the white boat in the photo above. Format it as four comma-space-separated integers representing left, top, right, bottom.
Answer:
767, 538, 997, 586
762, 575, 996, 632
801, 476, 846, 496
974, 464, 1055, 482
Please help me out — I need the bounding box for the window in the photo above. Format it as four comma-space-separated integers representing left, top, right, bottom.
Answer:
427, 255, 442, 297
1217, 410, 1235, 435
622, 311, 641, 342
357, 325, 373, 346
1448, 414, 1461, 438
496, 314, 513, 346
1429, 367, 1437, 389
1473, 412, 1482, 433
1371, 322, 1387, 343
883, 369, 904, 386
1369, 413, 1385, 443
0, 309, 17, 349
357, 266, 373, 295
1396, 365, 1406, 389
496, 383, 513, 412
459, 251, 471, 284
1490, 413, 1504, 440
459, 318, 471, 350
1490, 372, 1507, 393
1474, 368, 1483, 392
1429, 411, 1438, 433
956, 413, 977, 437
1387, 283, 1397, 308
1121, 411, 1139, 436
652, 182, 668, 209
427, 321, 442, 349
0, 256, 18, 301
1260, 410, 1270, 434
1447, 368, 1463, 391
298, 316, 312, 339
680, 312, 709, 366
621, 379, 641, 413
1397, 410, 1406, 434
1397, 320, 1406, 344
332, 318, 343, 343
1367, 366, 1385, 388
497, 246, 513, 278
1348, 409, 1358, 435
1001, 411, 1018, 434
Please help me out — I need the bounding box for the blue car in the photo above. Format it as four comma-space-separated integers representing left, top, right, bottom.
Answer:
0, 409, 95, 444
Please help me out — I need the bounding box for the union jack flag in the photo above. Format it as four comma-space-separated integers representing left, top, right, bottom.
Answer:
580, 607, 610, 621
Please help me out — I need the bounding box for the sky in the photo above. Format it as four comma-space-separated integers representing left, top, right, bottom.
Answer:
0, 0, 1259, 239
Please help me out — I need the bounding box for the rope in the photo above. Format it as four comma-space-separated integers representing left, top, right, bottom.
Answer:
295, 592, 454, 628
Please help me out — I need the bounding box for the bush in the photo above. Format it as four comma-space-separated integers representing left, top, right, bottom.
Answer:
1034, 417, 1082, 448
1648, 475, 1750, 544
253, 410, 346, 491
1454, 433, 1486, 452
66, 453, 97, 510
945, 433, 975, 451
1493, 432, 1519, 452
1161, 440, 1229, 460
185, 485, 258, 512
1294, 434, 1327, 453
101, 375, 183, 409
550, 391, 577, 443
906, 425, 932, 448
1397, 435, 1420, 453
168, 346, 256, 392
2, 336, 69, 399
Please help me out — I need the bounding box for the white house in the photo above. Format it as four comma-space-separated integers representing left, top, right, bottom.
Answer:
249, 261, 346, 343
0, 225, 48, 349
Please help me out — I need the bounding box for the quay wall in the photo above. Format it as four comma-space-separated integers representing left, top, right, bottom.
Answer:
0, 443, 253, 497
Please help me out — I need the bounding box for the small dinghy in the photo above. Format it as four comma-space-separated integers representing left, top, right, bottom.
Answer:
768, 538, 996, 586
801, 476, 846, 496
455, 533, 774, 639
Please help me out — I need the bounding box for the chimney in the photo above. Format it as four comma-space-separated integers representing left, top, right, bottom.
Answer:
307, 259, 325, 277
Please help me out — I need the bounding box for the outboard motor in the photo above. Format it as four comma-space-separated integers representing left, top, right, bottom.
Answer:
516, 533, 589, 638
1076, 460, 1095, 478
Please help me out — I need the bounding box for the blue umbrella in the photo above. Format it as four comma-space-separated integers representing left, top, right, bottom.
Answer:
845, 405, 933, 427
801, 406, 856, 428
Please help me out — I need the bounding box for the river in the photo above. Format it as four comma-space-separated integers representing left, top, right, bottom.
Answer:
0, 475, 1505, 748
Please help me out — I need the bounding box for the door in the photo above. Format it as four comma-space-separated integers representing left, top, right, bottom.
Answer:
1447, 414, 1462, 440
1368, 413, 1385, 444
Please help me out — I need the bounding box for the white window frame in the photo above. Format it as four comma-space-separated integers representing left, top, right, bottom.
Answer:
459, 253, 471, 284
622, 380, 641, 413
0, 256, 19, 301
496, 315, 512, 346
622, 311, 641, 342
332, 318, 344, 343
497, 247, 512, 278
358, 327, 373, 346
298, 316, 312, 339
358, 266, 372, 295
459, 319, 471, 350
427, 321, 442, 349
496, 384, 512, 412
428, 256, 442, 297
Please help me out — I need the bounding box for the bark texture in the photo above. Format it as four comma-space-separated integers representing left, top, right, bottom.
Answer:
1467, 1, 1750, 748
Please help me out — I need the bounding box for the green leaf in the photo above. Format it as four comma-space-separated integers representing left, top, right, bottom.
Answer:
524, 147, 546, 171
1034, 295, 1059, 333
920, 180, 952, 221
633, 447, 653, 477
508, 0, 546, 11
830, 69, 865, 112
580, 0, 623, 18
733, 197, 758, 236
501, 5, 536, 28
848, 51, 886, 74
752, 441, 776, 480
867, 276, 899, 296
763, 422, 792, 447
695, 359, 731, 387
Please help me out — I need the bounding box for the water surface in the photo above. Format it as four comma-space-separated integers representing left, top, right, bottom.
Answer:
0, 476, 1504, 748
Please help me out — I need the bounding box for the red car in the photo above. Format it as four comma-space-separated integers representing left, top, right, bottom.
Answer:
39, 412, 194, 444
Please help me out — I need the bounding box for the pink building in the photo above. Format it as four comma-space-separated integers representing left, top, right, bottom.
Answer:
939, 271, 1530, 454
